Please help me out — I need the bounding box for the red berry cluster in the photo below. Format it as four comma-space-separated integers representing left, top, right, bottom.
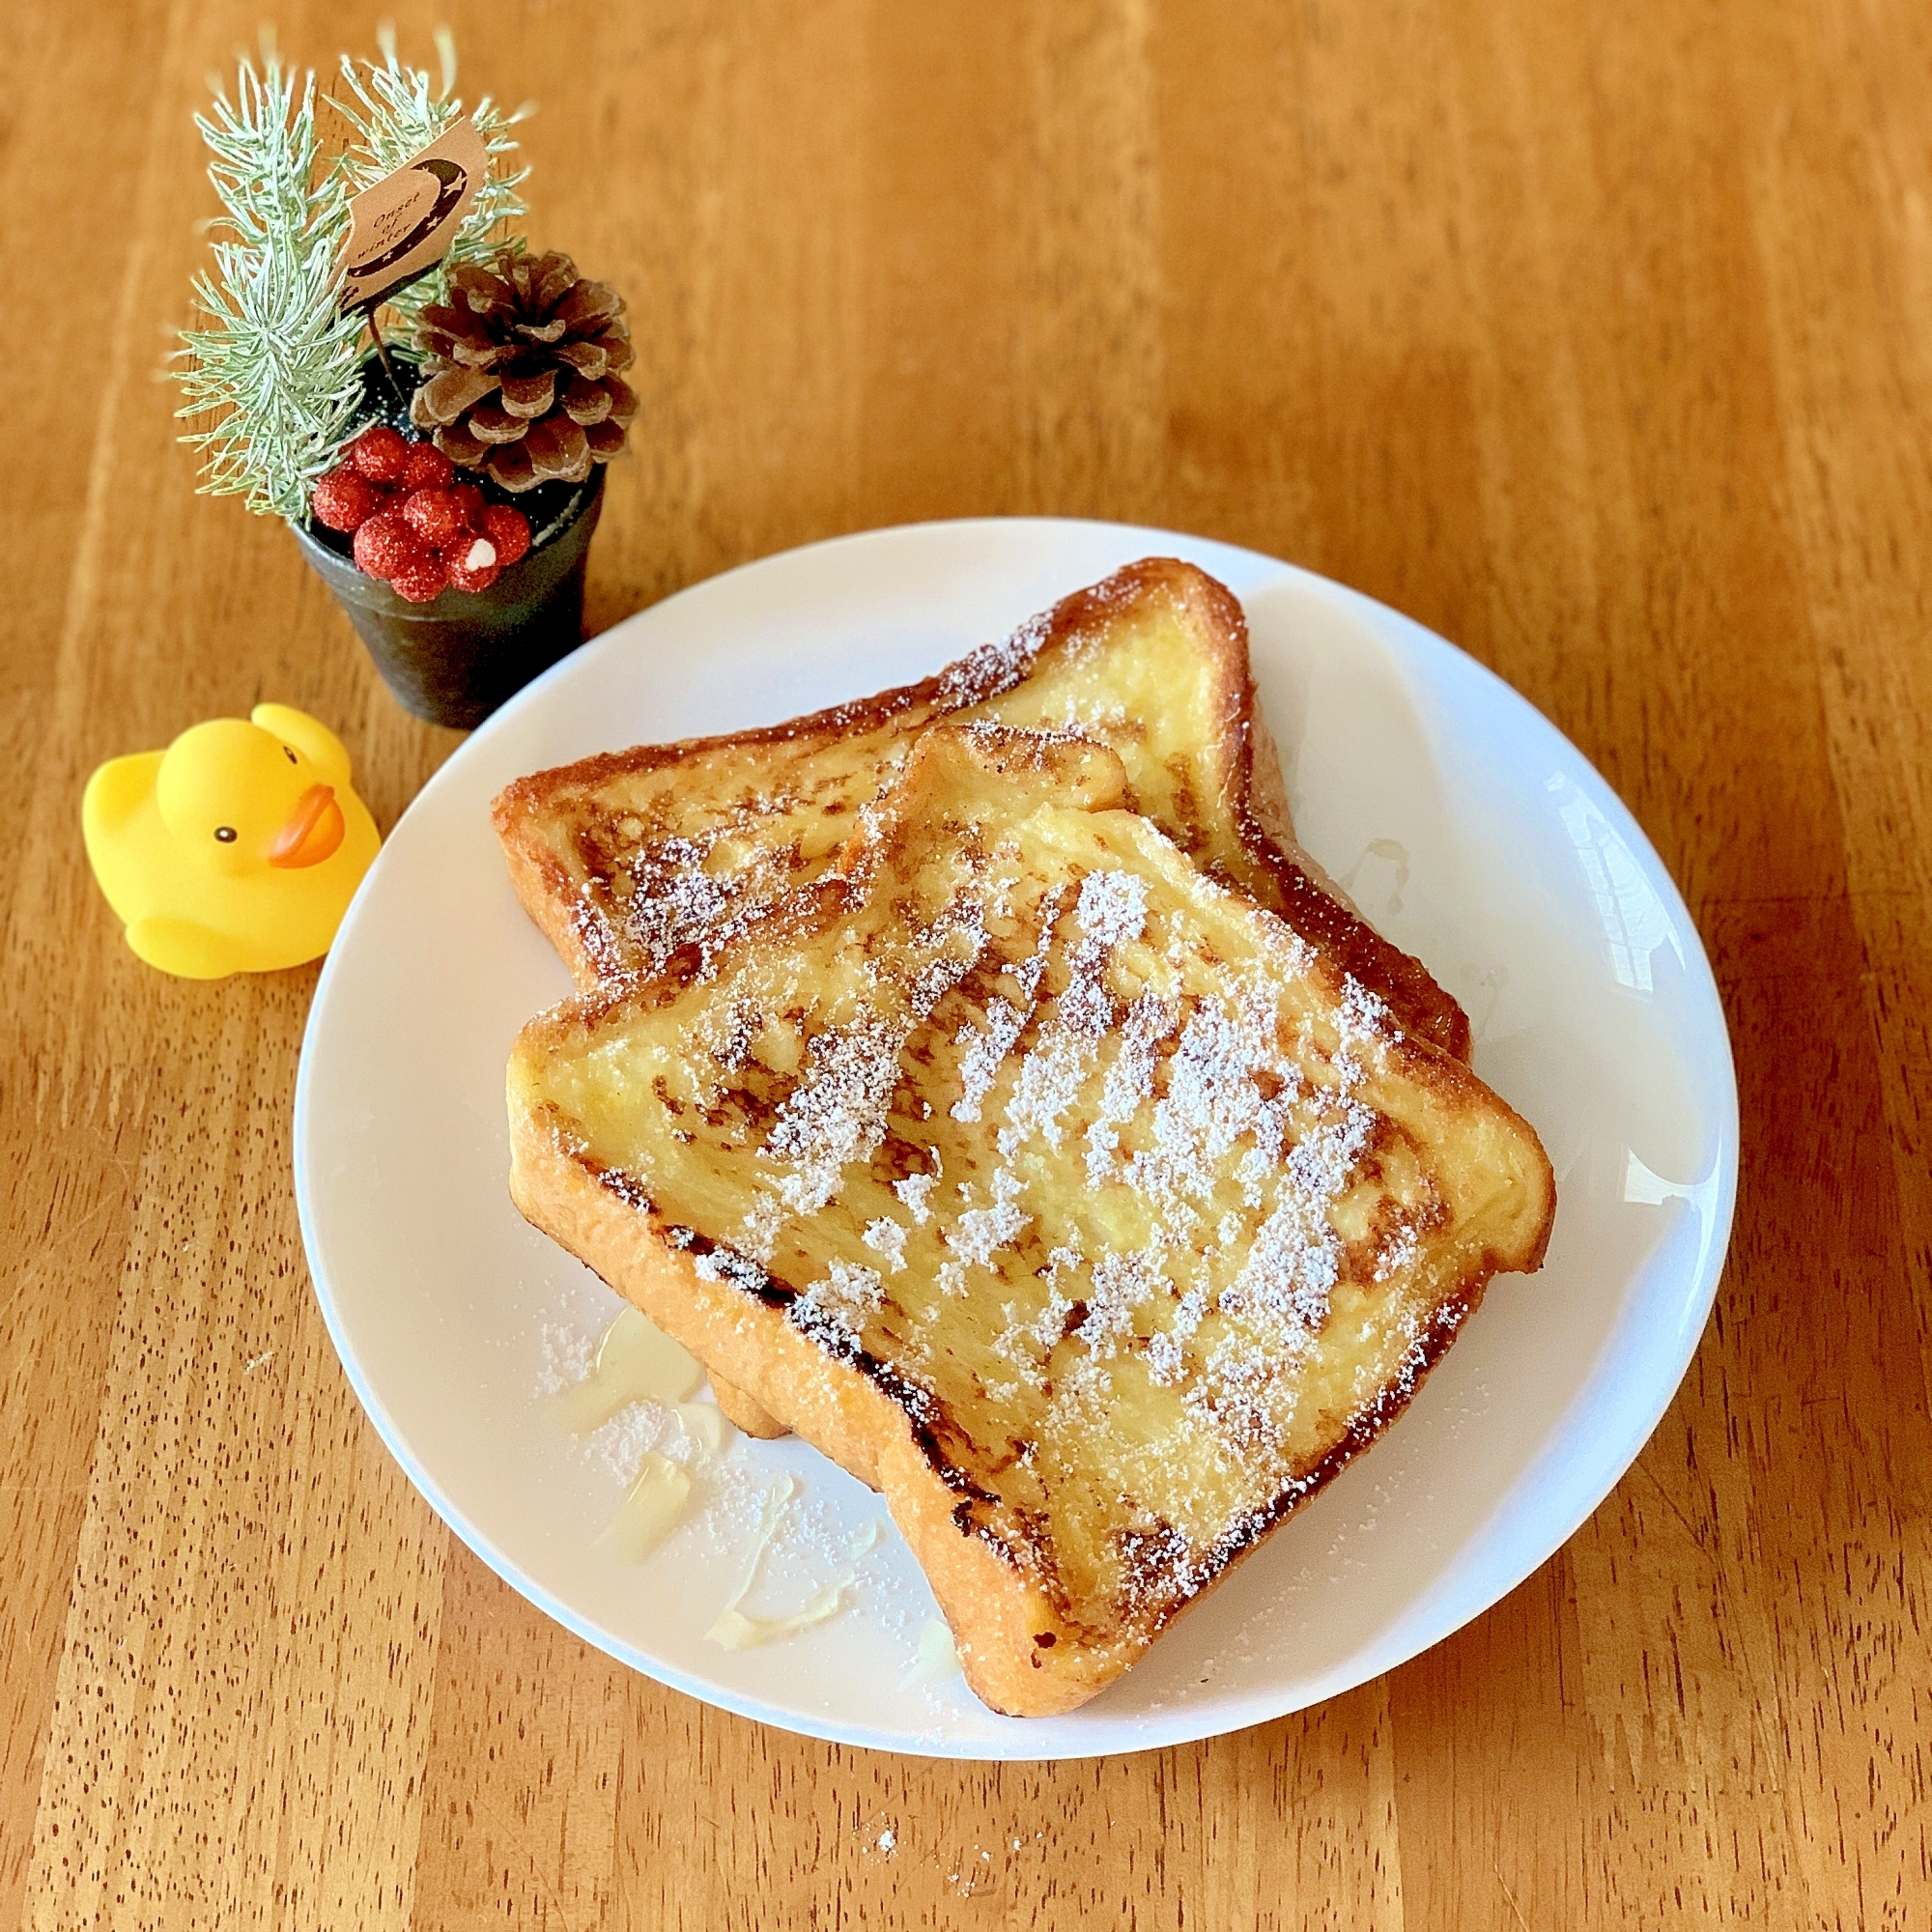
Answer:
312, 427, 532, 604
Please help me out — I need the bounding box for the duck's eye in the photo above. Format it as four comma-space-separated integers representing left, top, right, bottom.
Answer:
283, 746, 297, 764
214, 826, 238, 843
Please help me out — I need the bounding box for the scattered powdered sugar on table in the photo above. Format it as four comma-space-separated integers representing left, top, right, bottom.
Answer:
853, 1809, 1050, 1896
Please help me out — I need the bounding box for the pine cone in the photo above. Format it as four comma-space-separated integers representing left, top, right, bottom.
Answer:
410, 249, 638, 494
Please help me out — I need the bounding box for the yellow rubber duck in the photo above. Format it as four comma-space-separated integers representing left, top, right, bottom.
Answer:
82, 704, 381, 979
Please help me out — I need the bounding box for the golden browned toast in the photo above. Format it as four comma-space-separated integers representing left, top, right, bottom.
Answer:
492, 559, 1471, 1062
507, 726, 1554, 1717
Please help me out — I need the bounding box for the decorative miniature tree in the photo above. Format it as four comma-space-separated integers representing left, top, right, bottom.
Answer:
172, 32, 634, 725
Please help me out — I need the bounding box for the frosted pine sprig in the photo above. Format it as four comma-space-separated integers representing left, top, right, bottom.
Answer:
172, 33, 529, 519
174, 51, 364, 520
333, 24, 530, 330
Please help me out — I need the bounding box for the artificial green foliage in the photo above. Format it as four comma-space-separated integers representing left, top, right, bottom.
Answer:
173, 32, 526, 520
334, 25, 529, 330
175, 52, 365, 520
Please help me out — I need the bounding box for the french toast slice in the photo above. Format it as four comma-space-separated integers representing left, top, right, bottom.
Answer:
508, 726, 1554, 1717
493, 558, 1471, 1062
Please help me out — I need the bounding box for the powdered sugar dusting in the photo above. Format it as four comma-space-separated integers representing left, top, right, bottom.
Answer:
1086, 989, 1175, 1185
895, 1171, 937, 1223
952, 997, 1029, 1123
536, 1321, 596, 1395
766, 1016, 908, 1215
612, 827, 803, 980
793, 1260, 887, 1356
863, 1216, 909, 1272
995, 869, 1150, 1157
949, 1168, 1029, 1272
931, 611, 1050, 709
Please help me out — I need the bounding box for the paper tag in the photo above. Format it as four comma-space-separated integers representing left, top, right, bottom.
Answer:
338, 120, 488, 312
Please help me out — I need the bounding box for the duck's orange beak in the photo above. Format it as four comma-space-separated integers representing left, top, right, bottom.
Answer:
270, 784, 345, 868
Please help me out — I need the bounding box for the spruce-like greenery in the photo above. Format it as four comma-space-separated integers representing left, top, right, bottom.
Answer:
174, 31, 526, 522
332, 27, 529, 328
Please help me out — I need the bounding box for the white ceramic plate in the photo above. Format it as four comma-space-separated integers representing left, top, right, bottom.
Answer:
295, 518, 1736, 1760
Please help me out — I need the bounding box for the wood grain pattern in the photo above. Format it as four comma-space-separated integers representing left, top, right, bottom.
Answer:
3, 0, 1926, 1923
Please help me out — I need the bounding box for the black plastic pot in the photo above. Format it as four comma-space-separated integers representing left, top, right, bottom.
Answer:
292, 466, 605, 729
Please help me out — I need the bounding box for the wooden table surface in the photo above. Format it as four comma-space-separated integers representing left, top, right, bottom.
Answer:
5, 1, 1928, 1924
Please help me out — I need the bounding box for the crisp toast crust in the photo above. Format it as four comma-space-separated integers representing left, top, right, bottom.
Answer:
508, 727, 1553, 1716
492, 559, 1471, 1062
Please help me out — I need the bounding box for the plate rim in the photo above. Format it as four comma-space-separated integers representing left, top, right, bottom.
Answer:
295, 514, 1740, 1760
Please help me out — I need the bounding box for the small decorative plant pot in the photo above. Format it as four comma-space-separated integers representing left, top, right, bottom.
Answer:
292, 466, 605, 730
